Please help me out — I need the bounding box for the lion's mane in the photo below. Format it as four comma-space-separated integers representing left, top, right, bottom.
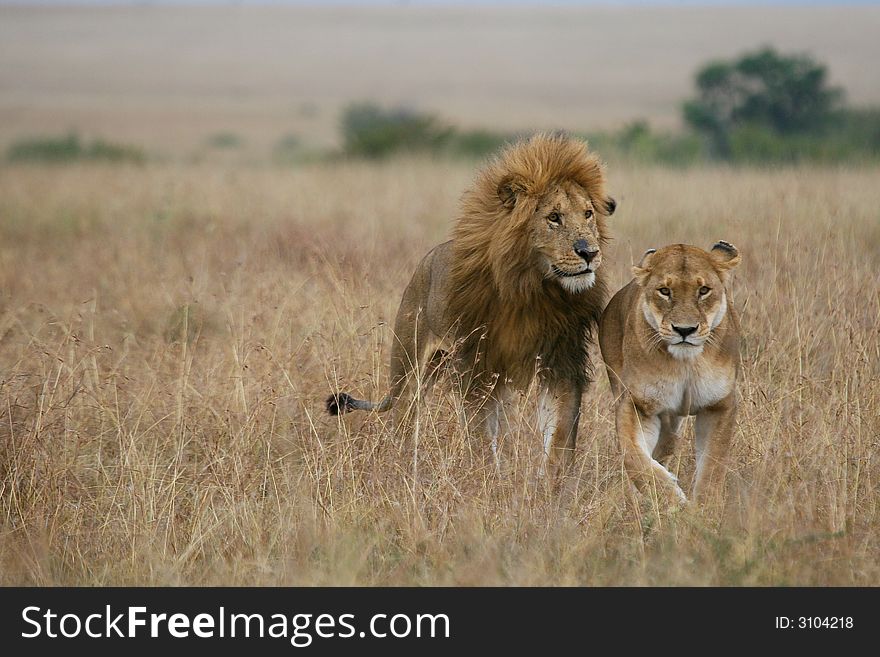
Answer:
447, 133, 614, 390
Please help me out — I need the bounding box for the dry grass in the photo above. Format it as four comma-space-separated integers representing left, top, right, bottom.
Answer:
0, 158, 878, 586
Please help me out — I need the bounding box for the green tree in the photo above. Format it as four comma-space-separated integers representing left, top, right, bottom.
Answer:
683, 47, 843, 156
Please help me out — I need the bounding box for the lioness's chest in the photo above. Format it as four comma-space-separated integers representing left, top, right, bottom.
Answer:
636, 364, 734, 415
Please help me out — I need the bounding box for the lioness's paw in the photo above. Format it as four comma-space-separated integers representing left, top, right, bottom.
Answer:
672, 485, 688, 506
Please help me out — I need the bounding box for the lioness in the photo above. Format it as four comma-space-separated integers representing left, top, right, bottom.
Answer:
328, 133, 617, 483
598, 241, 741, 504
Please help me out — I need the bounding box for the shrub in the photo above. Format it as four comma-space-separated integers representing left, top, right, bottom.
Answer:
582, 121, 704, 166
835, 108, 880, 158
449, 129, 518, 158
7, 133, 145, 164
340, 103, 454, 159
87, 139, 147, 163
334, 96, 880, 165
727, 114, 880, 164
206, 132, 244, 149
7, 133, 82, 162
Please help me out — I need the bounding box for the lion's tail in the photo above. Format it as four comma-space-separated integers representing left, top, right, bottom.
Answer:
325, 392, 393, 416
326, 348, 450, 417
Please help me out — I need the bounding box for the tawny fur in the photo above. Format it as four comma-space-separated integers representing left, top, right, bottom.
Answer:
328, 133, 616, 484
599, 242, 741, 506
448, 134, 615, 390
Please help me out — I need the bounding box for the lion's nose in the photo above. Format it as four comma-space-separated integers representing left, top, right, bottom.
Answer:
573, 240, 598, 263
672, 325, 698, 338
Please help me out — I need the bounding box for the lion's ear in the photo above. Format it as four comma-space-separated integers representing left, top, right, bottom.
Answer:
599, 196, 617, 216
709, 240, 741, 272
498, 175, 528, 210
631, 248, 656, 284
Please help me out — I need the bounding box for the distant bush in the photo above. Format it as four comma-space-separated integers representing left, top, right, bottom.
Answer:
726, 110, 880, 164
7, 133, 145, 164
726, 125, 819, 163
834, 108, 880, 158
206, 132, 244, 149
449, 129, 519, 158
88, 139, 146, 162
340, 103, 523, 160
583, 121, 704, 166
336, 92, 880, 165
7, 133, 82, 162
338, 105, 704, 164
341, 103, 454, 158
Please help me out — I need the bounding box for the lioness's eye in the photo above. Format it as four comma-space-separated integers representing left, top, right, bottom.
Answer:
548, 212, 562, 225
699, 286, 711, 296
584, 209, 593, 219
658, 287, 671, 297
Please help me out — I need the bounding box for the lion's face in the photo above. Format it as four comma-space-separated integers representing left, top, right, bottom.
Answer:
633, 242, 741, 360
527, 182, 604, 294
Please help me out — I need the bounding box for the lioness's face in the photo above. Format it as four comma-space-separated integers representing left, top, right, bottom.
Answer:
529, 182, 604, 294
634, 243, 740, 360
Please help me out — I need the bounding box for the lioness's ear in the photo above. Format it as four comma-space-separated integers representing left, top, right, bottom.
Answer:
498, 175, 528, 210
709, 240, 741, 272
599, 196, 617, 216
631, 248, 656, 284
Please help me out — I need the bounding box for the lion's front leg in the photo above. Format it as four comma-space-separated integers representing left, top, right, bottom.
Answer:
693, 395, 736, 505
539, 380, 583, 490
616, 395, 687, 506
463, 382, 511, 474
485, 396, 503, 473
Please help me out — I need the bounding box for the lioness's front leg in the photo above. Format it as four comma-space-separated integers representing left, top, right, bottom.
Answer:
652, 412, 684, 465
615, 395, 686, 505
693, 395, 736, 503
540, 380, 583, 488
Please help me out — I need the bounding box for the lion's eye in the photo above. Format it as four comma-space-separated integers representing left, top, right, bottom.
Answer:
584, 209, 593, 219
658, 287, 671, 297
699, 286, 711, 296
547, 212, 562, 225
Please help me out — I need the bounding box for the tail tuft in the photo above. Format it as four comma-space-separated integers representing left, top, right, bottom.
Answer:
326, 392, 355, 416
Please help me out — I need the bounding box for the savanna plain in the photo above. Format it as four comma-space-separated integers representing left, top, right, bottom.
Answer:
1, 158, 877, 585
0, 4, 879, 586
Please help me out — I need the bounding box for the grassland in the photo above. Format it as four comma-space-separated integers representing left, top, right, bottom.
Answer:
1, 157, 877, 585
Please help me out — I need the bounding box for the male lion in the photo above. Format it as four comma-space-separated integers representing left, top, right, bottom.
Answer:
327, 133, 617, 482
599, 242, 741, 505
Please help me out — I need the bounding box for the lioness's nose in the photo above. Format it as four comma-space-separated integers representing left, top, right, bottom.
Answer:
672, 325, 698, 338
574, 240, 598, 263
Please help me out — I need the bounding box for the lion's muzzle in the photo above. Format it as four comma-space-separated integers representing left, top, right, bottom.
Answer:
573, 239, 599, 264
